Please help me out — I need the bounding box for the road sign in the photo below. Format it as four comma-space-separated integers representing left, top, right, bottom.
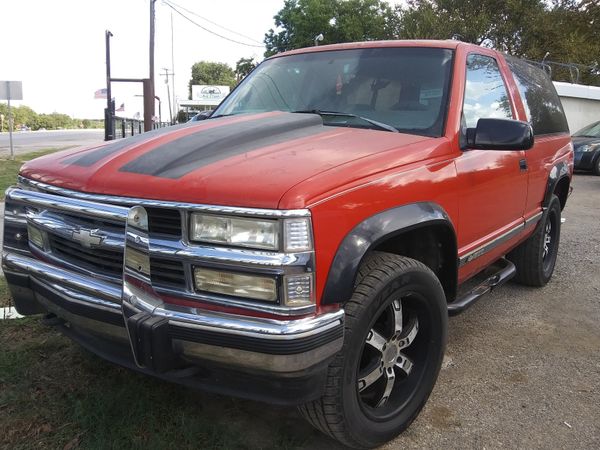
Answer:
0, 80, 23, 159
0, 81, 23, 100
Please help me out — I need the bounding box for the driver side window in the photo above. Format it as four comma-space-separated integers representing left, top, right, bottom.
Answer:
463, 54, 513, 129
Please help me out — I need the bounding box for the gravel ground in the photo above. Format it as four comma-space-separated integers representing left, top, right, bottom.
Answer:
378, 173, 600, 449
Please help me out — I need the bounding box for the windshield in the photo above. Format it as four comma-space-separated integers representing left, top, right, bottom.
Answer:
213, 47, 454, 137
573, 121, 600, 138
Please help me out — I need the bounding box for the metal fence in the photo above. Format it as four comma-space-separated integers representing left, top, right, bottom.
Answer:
112, 117, 171, 139
525, 59, 600, 85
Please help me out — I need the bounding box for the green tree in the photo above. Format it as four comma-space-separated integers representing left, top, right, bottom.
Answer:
12, 105, 38, 128
188, 61, 236, 99
396, 0, 599, 86
523, 1, 600, 85
235, 57, 257, 82
398, 0, 546, 53
264, 0, 398, 56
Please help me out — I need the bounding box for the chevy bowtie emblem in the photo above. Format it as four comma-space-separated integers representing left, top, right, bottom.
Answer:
72, 228, 106, 248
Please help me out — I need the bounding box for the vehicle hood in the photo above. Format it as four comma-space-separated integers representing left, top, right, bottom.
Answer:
572, 136, 600, 151
20, 112, 435, 209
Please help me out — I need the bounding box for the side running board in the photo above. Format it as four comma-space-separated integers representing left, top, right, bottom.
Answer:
447, 258, 516, 316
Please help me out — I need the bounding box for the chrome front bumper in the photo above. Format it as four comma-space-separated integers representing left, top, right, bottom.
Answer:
3, 251, 344, 374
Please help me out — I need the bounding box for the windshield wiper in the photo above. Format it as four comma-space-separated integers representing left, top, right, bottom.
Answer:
209, 113, 237, 119
292, 109, 398, 133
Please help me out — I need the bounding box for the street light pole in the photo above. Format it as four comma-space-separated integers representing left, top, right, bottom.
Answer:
7, 83, 14, 160
155, 96, 162, 124
105, 30, 114, 141
171, 10, 177, 123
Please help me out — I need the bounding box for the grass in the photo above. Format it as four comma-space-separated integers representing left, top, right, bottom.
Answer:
0, 311, 332, 449
0, 276, 10, 308
0, 148, 64, 200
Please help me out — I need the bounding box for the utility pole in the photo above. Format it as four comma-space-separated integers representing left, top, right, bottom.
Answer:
144, 0, 156, 132
161, 68, 173, 124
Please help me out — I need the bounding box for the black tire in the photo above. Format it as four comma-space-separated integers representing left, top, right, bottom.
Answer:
299, 252, 447, 449
593, 154, 600, 176
508, 194, 561, 287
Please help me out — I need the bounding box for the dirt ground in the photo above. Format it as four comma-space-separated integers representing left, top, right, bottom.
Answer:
1, 174, 598, 449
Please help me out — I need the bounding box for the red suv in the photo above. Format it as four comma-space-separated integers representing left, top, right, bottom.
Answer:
3, 40, 572, 448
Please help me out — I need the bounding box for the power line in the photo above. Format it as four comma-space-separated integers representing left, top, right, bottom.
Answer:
163, 1, 264, 48
165, 0, 263, 45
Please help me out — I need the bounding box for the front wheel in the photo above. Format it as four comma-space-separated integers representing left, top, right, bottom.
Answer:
299, 252, 447, 448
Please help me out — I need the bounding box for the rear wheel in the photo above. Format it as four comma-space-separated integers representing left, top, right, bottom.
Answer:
508, 194, 561, 286
299, 252, 447, 448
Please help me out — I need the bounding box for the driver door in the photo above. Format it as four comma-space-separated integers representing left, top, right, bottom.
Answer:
455, 53, 528, 275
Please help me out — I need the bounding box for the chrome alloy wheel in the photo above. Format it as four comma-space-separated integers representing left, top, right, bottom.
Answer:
541, 206, 559, 276
543, 221, 552, 260
357, 296, 424, 415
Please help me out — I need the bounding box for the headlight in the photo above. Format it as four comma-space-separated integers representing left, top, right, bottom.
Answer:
579, 144, 599, 152
194, 267, 277, 301
190, 214, 278, 250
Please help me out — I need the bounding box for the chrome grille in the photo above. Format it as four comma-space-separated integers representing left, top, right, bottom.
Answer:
149, 257, 186, 287
49, 234, 123, 276
146, 207, 182, 236
48, 234, 185, 287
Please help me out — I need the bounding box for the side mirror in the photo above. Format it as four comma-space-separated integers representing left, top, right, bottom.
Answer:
466, 118, 534, 151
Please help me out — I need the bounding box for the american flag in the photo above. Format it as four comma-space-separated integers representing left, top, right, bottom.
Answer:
94, 88, 107, 99
116, 103, 125, 112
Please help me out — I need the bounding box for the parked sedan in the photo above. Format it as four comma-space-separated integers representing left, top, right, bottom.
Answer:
572, 121, 600, 175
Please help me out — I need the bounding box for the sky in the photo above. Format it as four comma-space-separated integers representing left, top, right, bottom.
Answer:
1, 0, 404, 120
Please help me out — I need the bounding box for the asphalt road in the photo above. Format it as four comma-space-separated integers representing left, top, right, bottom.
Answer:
0, 129, 104, 156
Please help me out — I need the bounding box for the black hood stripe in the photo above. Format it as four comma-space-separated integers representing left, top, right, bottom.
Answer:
64, 123, 195, 167
119, 113, 326, 179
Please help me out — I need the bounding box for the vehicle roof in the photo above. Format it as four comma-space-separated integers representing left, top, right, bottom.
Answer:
269, 39, 485, 60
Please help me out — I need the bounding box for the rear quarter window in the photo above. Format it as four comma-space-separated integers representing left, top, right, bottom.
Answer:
505, 56, 569, 135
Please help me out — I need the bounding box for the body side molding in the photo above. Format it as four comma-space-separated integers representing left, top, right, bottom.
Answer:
320, 202, 456, 305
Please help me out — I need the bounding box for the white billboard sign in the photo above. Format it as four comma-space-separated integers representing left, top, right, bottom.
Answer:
191, 85, 230, 106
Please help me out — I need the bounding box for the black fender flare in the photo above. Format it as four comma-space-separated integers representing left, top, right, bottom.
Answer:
320, 202, 457, 305
543, 160, 570, 207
